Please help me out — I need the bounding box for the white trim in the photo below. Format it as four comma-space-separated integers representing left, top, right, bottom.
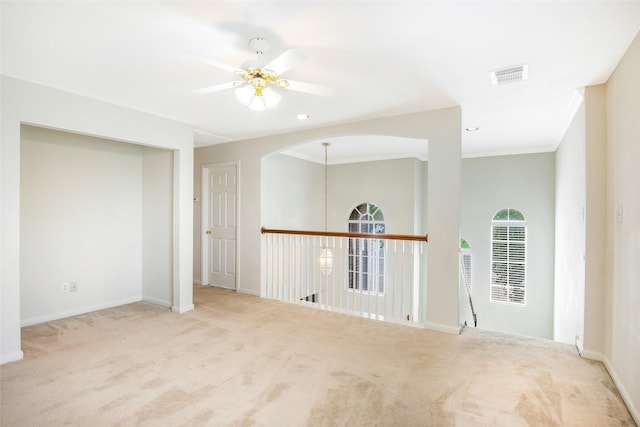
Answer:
553, 87, 585, 151
20, 297, 141, 327
461, 145, 556, 160
579, 349, 602, 361
580, 351, 640, 425
421, 321, 461, 335
201, 165, 210, 286
237, 288, 259, 297
234, 161, 242, 294
141, 296, 172, 308
201, 161, 240, 291
171, 303, 195, 313
1, 351, 25, 365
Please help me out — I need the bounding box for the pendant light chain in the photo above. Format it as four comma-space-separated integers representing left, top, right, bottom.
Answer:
320, 141, 333, 276
322, 142, 330, 233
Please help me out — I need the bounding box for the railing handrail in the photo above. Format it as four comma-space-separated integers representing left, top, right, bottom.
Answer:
261, 227, 428, 242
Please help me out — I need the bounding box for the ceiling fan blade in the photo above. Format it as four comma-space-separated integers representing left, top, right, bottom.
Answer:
193, 81, 244, 95
284, 80, 333, 96
264, 49, 306, 75
185, 52, 244, 74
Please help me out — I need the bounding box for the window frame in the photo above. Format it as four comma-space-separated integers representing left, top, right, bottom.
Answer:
347, 203, 385, 295
490, 208, 527, 305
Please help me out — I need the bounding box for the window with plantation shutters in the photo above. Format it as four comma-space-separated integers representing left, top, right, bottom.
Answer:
490, 208, 526, 304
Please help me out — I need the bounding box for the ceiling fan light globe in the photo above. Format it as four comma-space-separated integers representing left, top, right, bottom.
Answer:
248, 95, 266, 112
262, 87, 281, 109
235, 85, 255, 106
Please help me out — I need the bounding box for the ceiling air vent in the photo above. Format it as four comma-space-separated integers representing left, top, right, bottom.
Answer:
490, 64, 528, 85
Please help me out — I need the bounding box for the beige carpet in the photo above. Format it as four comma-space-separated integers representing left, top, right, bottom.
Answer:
1, 285, 634, 426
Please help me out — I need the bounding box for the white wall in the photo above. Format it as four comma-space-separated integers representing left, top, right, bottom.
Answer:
142, 147, 174, 307
601, 31, 640, 422
329, 158, 422, 235
194, 108, 461, 332
20, 127, 175, 325
583, 85, 607, 354
261, 154, 427, 236
261, 153, 324, 230
554, 101, 586, 346
20, 126, 144, 325
460, 153, 556, 339
1, 76, 193, 364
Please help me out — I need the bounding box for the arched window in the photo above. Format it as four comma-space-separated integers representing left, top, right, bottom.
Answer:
348, 203, 385, 293
490, 208, 527, 304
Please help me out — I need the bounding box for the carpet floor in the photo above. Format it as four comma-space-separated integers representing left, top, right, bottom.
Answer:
1, 285, 635, 426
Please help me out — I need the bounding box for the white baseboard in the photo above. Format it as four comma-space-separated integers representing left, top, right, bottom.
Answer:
581, 350, 639, 425
141, 296, 172, 308
171, 303, 194, 314
237, 288, 259, 297
1, 350, 24, 365
421, 321, 461, 335
20, 296, 141, 327
579, 349, 603, 361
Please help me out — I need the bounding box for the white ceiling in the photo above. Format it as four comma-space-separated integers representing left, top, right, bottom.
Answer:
2, 1, 639, 163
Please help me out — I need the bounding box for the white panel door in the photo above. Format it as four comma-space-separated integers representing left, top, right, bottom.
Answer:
206, 164, 237, 289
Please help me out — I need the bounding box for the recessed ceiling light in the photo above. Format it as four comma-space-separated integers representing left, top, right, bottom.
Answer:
297, 113, 310, 120
465, 127, 479, 132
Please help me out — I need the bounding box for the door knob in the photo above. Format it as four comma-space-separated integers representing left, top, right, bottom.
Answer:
206, 230, 212, 234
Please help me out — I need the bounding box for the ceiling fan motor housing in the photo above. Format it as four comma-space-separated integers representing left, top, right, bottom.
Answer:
249, 37, 269, 56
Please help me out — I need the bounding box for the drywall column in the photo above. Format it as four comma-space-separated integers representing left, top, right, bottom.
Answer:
583, 85, 607, 355
425, 108, 462, 333
602, 31, 640, 422
172, 149, 195, 313
142, 147, 174, 307
1, 94, 24, 363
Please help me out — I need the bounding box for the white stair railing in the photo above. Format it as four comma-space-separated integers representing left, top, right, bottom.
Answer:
459, 251, 477, 327
262, 228, 428, 326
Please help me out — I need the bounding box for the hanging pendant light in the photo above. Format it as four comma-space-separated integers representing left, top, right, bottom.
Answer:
319, 247, 333, 274
320, 142, 333, 276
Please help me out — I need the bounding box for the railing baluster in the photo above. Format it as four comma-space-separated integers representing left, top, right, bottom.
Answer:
293, 234, 297, 302
305, 236, 310, 303
266, 233, 271, 298
277, 234, 281, 300
283, 235, 288, 302
403, 241, 408, 322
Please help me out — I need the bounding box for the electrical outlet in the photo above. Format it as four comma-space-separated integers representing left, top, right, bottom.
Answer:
70, 282, 78, 292
61, 282, 70, 293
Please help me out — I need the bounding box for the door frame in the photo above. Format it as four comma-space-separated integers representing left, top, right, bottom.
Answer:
201, 161, 240, 290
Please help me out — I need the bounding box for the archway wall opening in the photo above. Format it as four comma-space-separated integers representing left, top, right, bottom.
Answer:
194, 107, 462, 332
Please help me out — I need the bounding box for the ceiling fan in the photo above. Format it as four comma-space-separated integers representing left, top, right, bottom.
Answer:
189, 37, 330, 112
